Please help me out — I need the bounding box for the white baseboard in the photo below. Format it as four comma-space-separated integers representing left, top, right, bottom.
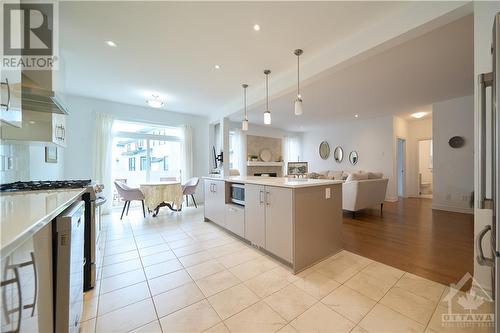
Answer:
432, 203, 473, 214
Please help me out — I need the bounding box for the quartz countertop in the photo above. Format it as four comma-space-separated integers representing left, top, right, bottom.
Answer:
0, 188, 85, 254
203, 176, 343, 188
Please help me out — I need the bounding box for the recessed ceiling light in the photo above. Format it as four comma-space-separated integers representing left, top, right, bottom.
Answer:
354, 114, 359, 118
253, 24, 260, 31
105, 40, 117, 47
411, 112, 427, 119
214, 64, 221, 70
146, 95, 164, 108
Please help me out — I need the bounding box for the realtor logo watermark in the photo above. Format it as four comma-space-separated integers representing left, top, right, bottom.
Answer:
2, 1, 59, 70
441, 272, 494, 328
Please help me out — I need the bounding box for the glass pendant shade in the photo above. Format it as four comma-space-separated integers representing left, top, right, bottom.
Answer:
294, 97, 303, 116
264, 110, 271, 125
242, 118, 249, 131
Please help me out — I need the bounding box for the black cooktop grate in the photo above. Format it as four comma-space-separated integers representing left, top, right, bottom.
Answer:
0, 180, 92, 192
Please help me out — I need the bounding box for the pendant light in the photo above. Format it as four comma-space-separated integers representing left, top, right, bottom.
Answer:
294, 49, 303, 116
242, 84, 249, 131
263, 69, 272, 125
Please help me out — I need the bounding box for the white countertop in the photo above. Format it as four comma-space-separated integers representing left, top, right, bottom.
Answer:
203, 176, 343, 188
0, 188, 85, 254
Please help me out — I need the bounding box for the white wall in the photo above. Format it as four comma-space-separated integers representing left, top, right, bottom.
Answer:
432, 95, 474, 214
301, 116, 396, 200
473, 2, 500, 294
61, 94, 209, 200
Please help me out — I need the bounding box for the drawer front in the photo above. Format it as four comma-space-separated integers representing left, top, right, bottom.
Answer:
225, 205, 245, 238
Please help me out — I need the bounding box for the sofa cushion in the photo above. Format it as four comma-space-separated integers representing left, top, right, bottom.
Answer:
328, 170, 343, 180
346, 172, 369, 182
367, 172, 383, 179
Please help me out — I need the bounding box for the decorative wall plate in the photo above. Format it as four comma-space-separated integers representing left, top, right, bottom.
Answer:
260, 149, 272, 162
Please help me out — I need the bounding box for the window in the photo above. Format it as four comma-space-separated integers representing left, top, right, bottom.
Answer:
140, 156, 147, 171
128, 157, 136, 171
112, 120, 183, 205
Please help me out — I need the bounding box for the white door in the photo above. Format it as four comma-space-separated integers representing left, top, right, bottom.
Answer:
397, 138, 406, 198
265, 186, 293, 262
244, 184, 266, 247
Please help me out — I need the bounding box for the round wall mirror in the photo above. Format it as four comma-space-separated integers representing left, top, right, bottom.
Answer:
333, 146, 343, 163
319, 141, 330, 160
349, 151, 359, 165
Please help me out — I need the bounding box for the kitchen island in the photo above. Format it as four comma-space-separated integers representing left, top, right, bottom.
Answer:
203, 176, 343, 273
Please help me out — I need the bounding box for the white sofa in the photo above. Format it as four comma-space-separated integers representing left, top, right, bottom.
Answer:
342, 178, 389, 217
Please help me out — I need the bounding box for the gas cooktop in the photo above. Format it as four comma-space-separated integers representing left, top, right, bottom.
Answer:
0, 180, 92, 192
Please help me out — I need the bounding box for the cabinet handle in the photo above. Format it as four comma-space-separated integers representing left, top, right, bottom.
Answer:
1, 78, 11, 111
259, 190, 264, 205
266, 191, 270, 206
18, 252, 37, 317
1, 256, 22, 331
212, 184, 216, 193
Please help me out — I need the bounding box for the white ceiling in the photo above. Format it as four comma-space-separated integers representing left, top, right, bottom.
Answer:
231, 13, 473, 131
59, 1, 411, 116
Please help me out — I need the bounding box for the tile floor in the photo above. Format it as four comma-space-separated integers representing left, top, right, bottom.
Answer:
80, 206, 493, 333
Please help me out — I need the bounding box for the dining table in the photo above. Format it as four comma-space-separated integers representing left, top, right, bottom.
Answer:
139, 181, 183, 217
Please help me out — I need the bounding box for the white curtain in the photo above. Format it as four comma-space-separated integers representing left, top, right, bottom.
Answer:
230, 129, 246, 176
93, 112, 114, 214
283, 135, 302, 175
181, 125, 193, 182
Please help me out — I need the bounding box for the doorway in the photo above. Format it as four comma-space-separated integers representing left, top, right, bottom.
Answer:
418, 139, 433, 198
397, 138, 406, 197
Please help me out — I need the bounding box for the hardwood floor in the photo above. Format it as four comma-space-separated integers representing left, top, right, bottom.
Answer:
342, 197, 474, 289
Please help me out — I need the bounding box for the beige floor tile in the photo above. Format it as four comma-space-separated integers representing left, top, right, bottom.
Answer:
277, 324, 299, 333
162, 231, 191, 242
314, 261, 360, 283
217, 249, 261, 268
321, 285, 376, 323
203, 322, 230, 333
79, 318, 96, 333
290, 302, 355, 333
172, 244, 206, 257
141, 250, 177, 267
105, 243, 137, 256
102, 250, 139, 267
427, 304, 494, 333
98, 282, 150, 315
81, 296, 99, 322
244, 267, 295, 298
264, 284, 317, 321
293, 270, 340, 299
345, 271, 396, 301
187, 259, 226, 280
396, 273, 446, 302
95, 299, 157, 332
208, 243, 248, 258
229, 256, 278, 281
154, 281, 204, 317
179, 251, 215, 268
380, 286, 437, 325
144, 258, 183, 279
136, 237, 165, 249
100, 268, 146, 294
101, 258, 143, 279
328, 251, 373, 271
359, 303, 425, 333
138, 243, 171, 257
196, 270, 241, 297
159, 300, 221, 333
169, 237, 199, 249
147, 268, 192, 296
361, 262, 404, 285
351, 325, 370, 333
224, 301, 287, 333
208, 284, 259, 320
130, 320, 163, 333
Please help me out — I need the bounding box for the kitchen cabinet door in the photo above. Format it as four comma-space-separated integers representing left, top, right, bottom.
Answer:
0, 3, 22, 128
265, 186, 293, 263
244, 184, 266, 248
211, 180, 225, 227
204, 180, 216, 222
225, 204, 244, 238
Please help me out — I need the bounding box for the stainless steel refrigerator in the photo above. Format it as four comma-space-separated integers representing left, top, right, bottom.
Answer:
477, 12, 500, 333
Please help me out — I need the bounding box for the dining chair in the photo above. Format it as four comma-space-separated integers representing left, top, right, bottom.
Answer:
182, 177, 199, 208
114, 181, 146, 219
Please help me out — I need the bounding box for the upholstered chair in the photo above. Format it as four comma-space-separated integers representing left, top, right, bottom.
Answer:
182, 177, 200, 208
114, 181, 146, 219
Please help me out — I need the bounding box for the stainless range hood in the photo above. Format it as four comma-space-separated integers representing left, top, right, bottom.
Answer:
22, 85, 69, 115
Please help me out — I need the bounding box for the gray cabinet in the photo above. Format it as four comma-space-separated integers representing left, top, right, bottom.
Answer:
0, 223, 53, 333
225, 204, 245, 238
245, 184, 293, 262
265, 186, 293, 262
204, 179, 225, 226
244, 184, 266, 248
